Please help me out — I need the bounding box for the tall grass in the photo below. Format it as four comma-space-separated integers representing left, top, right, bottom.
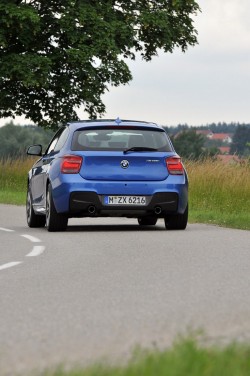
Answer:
0, 157, 36, 205
0, 157, 249, 229
186, 159, 250, 229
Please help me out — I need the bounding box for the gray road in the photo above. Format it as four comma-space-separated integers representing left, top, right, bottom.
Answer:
0, 204, 250, 375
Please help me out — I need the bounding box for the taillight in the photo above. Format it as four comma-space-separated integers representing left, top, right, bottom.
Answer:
61, 155, 83, 174
166, 157, 184, 175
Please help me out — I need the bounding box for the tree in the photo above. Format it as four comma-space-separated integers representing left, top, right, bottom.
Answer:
0, 122, 53, 159
0, 0, 200, 127
230, 125, 250, 157
171, 129, 205, 160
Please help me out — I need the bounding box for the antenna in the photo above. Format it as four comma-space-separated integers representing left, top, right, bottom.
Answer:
115, 117, 122, 125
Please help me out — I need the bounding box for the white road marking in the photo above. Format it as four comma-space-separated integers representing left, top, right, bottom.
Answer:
0, 230, 45, 272
21, 234, 41, 243
0, 227, 15, 232
0, 262, 22, 271
26, 246, 45, 257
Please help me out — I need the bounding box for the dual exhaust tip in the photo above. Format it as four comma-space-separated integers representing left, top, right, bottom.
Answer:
87, 205, 162, 215
88, 205, 96, 214
154, 206, 162, 215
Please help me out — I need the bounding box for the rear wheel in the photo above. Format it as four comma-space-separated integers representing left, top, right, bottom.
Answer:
26, 187, 46, 228
46, 184, 68, 232
164, 204, 188, 230
138, 217, 158, 226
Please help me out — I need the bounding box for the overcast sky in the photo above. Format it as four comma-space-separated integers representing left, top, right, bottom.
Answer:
101, 0, 250, 126
1, 0, 250, 127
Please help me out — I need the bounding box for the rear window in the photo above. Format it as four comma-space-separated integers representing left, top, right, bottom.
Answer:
71, 128, 172, 152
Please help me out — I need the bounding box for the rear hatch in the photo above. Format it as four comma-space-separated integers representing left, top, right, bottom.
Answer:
71, 125, 175, 181
78, 152, 174, 181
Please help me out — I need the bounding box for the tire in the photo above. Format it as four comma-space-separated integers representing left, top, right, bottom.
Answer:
26, 187, 46, 228
138, 217, 158, 226
164, 204, 188, 230
46, 184, 68, 232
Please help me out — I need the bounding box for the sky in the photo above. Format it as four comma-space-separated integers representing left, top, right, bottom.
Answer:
1, 0, 250, 127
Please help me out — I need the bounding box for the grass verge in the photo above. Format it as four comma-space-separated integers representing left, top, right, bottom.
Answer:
190, 210, 250, 230
0, 190, 26, 205
0, 157, 249, 230
41, 337, 250, 376
186, 159, 250, 230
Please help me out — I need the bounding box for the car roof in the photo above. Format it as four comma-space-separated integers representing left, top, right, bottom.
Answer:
67, 119, 164, 131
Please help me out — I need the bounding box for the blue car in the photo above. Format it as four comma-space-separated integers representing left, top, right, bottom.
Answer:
26, 119, 188, 231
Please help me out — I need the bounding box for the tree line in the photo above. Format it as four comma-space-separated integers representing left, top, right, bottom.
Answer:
165, 122, 246, 135
0, 122, 53, 159
166, 123, 250, 159
0, 121, 249, 160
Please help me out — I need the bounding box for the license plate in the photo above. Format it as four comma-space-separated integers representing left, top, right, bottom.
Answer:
104, 196, 146, 206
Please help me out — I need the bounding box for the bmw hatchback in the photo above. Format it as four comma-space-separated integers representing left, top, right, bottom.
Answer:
26, 119, 188, 231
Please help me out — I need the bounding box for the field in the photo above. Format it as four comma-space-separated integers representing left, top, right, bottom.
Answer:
0, 157, 249, 230
186, 159, 250, 230
0, 157, 32, 205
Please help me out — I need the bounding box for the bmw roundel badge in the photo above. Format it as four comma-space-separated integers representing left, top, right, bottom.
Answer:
120, 160, 129, 169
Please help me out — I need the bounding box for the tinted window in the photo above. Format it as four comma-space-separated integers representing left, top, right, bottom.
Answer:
71, 128, 172, 152
54, 127, 69, 151
45, 127, 66, 154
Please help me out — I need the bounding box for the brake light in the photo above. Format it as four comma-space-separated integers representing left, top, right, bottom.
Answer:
166, 157, 184, 175
61, 155, 83, 174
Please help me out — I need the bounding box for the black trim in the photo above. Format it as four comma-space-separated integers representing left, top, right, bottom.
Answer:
69, 191, 178, 217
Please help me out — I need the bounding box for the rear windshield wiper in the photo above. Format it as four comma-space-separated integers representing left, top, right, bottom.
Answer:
123, 147, 158, 154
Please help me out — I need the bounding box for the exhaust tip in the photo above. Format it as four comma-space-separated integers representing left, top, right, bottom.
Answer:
88, 205, 96, 214
154, 206, 162, 215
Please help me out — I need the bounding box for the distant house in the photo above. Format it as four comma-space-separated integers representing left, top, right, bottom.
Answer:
218, 146, 230, 154
217, 154, 240, 164
195, 130, 233, 143
196, 130, 214, 138
210, 133, 233, 143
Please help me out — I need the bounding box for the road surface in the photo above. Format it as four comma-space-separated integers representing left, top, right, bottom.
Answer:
0, 204, 250, 375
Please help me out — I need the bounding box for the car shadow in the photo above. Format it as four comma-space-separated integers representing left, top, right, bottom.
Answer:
66, 224, 166, 232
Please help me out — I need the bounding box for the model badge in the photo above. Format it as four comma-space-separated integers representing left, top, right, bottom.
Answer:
121, 160, 129, 169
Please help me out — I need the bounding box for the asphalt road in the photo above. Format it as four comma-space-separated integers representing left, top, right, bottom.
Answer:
0, 204, 250, 375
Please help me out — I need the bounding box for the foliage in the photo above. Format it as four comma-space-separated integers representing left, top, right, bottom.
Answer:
165, 122, 250, 136
0, 122, 53, 158
171, 129, 206, 159
196, 122, 242, 134
0, 0, 200, 128
164, 123, 250, 158
230, 125, 250, 156
203, 138, 222, 149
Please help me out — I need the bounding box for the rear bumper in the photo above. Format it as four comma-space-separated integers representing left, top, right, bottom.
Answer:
69, 191, 178, 217
51, 174, 188, 216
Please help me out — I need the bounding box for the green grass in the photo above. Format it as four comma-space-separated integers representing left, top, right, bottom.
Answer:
0, 157, 249, 229
186, 159, 250, 230
40, 337, 250, 376
0, 157, 31, 191
0, 157, 33, 205
190, 210, 250, 230
0, 190, 26, 205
